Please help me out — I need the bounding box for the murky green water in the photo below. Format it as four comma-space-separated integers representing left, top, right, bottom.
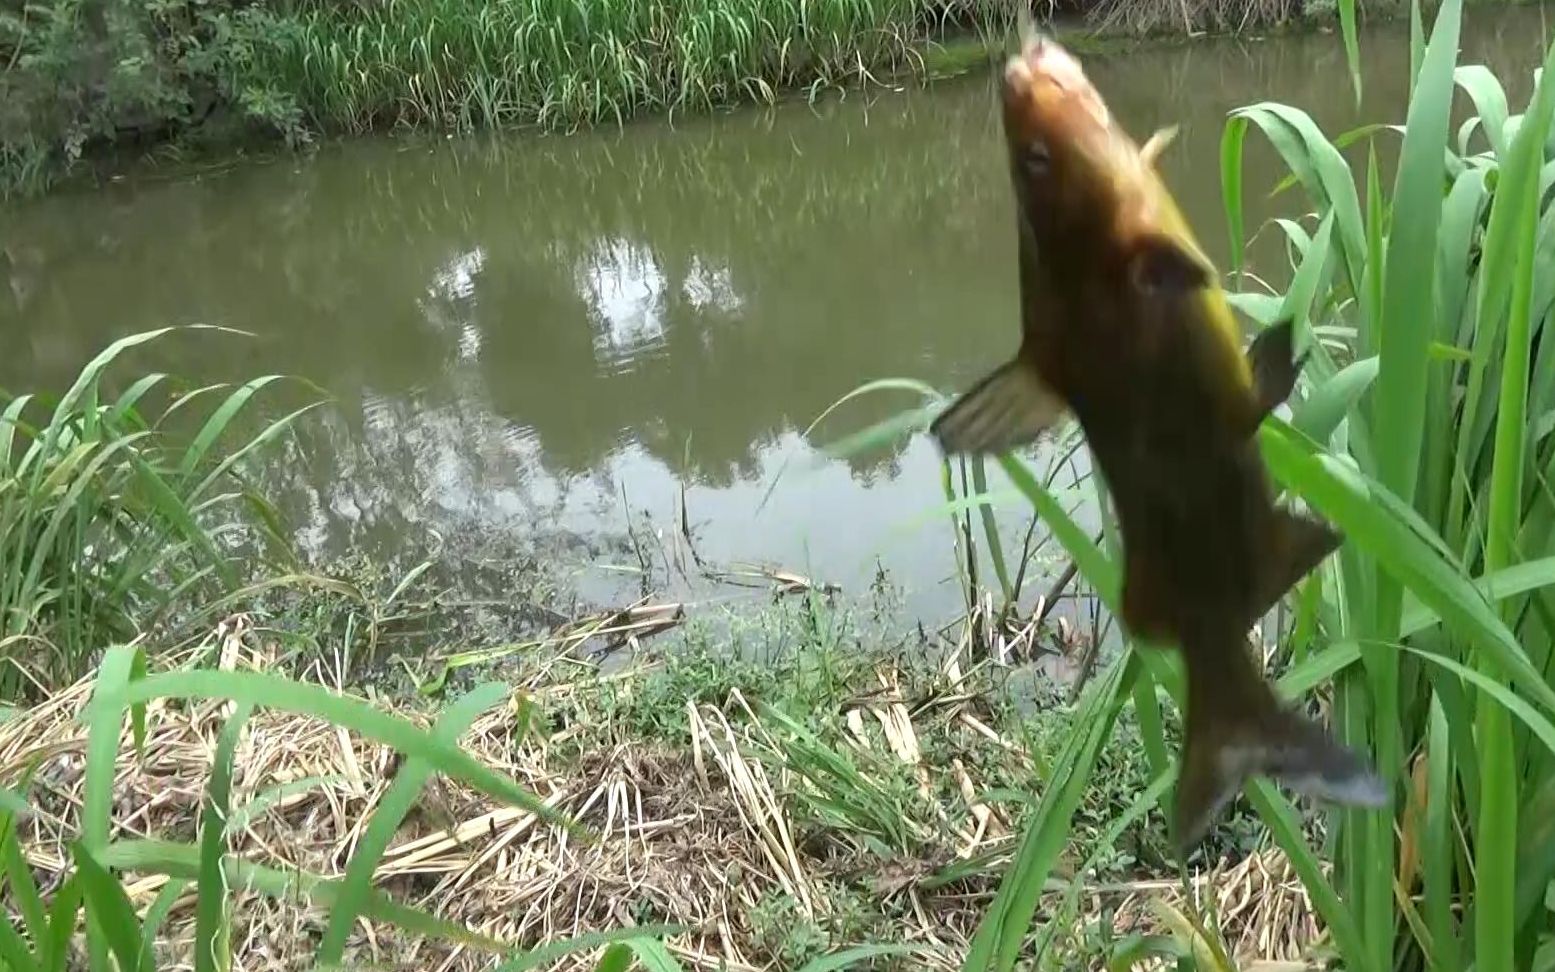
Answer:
3, 6, 1552, 623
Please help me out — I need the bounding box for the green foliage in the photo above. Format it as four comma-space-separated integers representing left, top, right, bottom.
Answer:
833, 0, 1555, 966
0, 0, 1021, 197
254, 0, 934, 132
0, 326, 315, 702
0, 0, 310, 196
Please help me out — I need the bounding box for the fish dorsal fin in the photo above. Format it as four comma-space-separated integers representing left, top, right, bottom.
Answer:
1140, 124, 1180, 168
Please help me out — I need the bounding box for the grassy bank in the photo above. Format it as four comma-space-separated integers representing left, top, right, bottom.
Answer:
0, 0, 1357, 200
0, 599, 1321, 970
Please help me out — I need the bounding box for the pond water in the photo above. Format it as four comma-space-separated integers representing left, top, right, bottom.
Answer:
3, 6, 1552, 627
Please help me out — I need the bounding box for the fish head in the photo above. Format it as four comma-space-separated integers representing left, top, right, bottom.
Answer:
1000, 34, 1125, 244
1001, 34, 1210, 299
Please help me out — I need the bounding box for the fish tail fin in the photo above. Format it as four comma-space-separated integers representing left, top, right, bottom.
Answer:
1174, 630, 1388, 854
1250, 508, 1344, 623
930, 358, 1068, 456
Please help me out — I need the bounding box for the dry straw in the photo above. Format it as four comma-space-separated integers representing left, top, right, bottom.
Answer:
1, 618, 1322, 970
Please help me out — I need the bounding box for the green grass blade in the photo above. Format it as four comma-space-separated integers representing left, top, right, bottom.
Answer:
71, 841, 148, 972
196, 701, 253, 972
81, 646, 148, 853
1277, 639, 1363, 695
961, 654, 1136, 972
593, 943, 634, 972
225, 775, 345, 834
1279, 210, 1336, 355
1423, 698, 1460, 972
795, 944, 926, 971
188, 402, 325, 504
1261, 421, 1555, 713
1400, 556, 1555, 636
1130, 674, 1170, 783
1, 808, 47, 950
1513, 773, 1555, 931
814, 404, 937, 465
0, 393, 34, 471
317, 683, 507, 965
142, 877, 190, 958
177, 376, 287, 476
102, 838, 509, 952
1409, 0, 1425, 92
1375, 0, 1461, 515
123, 669, 571, 831
493, 928, 688, 972
1230, 103, 1366, 300
107, 374, 166, 428
1221, 115, 1248, 281
40, 876, 81, 972
624, 938, 687, 972
0, 918, 41, 972
969, 456, 1013, 603
1032, 766, 1175, 964
1337, 0, 1362, 105
1292, 356, 1379, 444
1363, 7, 1464, 964
1400, 642, 1555, 756
1455, 65, 1511, 157
995, 454, 1118, 605
1245, 783, 1374, 972
1476, 37, 1555, 972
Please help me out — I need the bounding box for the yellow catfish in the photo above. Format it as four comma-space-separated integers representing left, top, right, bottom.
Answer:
932, 31, 1387, 850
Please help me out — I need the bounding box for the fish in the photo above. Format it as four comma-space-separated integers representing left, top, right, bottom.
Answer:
930, 29, 1388, 851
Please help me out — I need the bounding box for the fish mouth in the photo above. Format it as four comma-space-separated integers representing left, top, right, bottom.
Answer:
1004, 33, 1086, 95
1002, 33, 1109, 129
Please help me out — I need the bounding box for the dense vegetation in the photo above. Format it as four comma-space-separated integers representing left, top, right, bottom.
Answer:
0, 0, 1320, 199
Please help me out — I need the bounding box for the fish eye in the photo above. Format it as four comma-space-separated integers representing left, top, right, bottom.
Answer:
1021, 140, 1051, 177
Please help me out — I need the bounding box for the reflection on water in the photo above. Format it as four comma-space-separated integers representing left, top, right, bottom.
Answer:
3, 7, 1552, 620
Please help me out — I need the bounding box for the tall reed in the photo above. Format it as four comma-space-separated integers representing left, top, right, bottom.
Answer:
0, 327, 311, 700
835, 0, 1555, 966
237, 0, 1015, 135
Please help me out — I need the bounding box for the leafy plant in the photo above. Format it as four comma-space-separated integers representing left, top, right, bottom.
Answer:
830, 0, 1555, 967
0, 326, 316, 701
0, 0, 309, 196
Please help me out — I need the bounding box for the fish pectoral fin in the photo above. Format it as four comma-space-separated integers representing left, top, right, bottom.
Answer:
930, 359, 1068, 455
1246, 318, 1306, 421
1126, 233, 1212, 296
1250, 509, 1343, 623
1140, 124, 1180, 167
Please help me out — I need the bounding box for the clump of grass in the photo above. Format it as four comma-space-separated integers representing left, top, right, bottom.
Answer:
244, 0, 962, 135
0, 327, 315, 701
1088, 0, 1303, 37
